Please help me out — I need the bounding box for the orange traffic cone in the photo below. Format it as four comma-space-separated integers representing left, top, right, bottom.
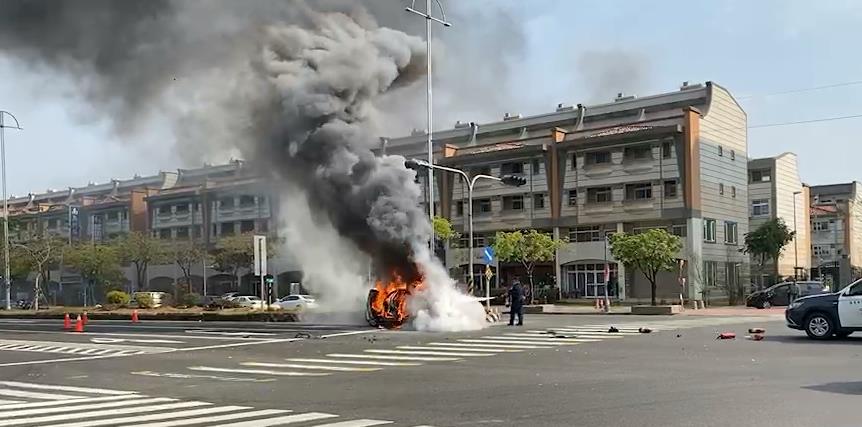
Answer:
73, 315, 84, 333
63, 313, 71, 330
81, 311, 88, 326
131, 309, 139, 324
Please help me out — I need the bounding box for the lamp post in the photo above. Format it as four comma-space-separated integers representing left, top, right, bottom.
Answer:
405, 158, 525, 310
792, 190, 802, 302
405, 0, 451, 247
0, 111, 21, 311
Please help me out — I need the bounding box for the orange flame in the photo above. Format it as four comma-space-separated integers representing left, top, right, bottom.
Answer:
368, 271, 423, 328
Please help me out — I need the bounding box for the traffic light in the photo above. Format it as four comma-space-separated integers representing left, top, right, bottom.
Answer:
264, 274, 275, 302
500, 175, 527, 187
264, 274, 275, 285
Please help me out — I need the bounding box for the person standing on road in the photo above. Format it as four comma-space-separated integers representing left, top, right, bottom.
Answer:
508, 277, 525, 326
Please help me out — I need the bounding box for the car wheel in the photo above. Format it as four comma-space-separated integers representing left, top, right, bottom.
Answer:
835, 331, 853, 339
804, 313, 835, 340
760, 301, 770, 309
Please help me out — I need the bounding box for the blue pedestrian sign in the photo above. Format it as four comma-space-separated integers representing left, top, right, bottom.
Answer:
483, 247, 495, 263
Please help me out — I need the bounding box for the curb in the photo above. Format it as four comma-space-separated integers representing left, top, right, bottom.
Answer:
0, 312, 299, 322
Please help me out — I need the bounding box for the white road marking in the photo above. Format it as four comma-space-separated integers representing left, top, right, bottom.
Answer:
285, 358, 421, 367
0, 328, 266, 341
0, 397, 173, 418
363, 349, 492, 357
0, 400, 20, 405
456, 339, 560, 347
53, 405, 253, 427
0, 394, 139, 410
120, 409, 293, 427
187, 366, 331, 377
0, 381, 135, 395
242, 362, 380, 372
90, 338, 184, 344
429, 342, 544, 350
396, 346, 515, 353
319, 329, 381, 338
0, 401, 210, 426
310, 420, 394, 427
173, 338, 302, 353
327, 353, 461, 362
131, 370, 276, 382
208, 412, 338, 426
510, 332, 626, 339
185, 330, 277, 337
0, 388, 83, 400
479, 336, 599, 343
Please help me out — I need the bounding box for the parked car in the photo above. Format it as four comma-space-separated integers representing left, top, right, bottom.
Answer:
219, 292, 240, 302
746, 281, 829, 308
273, 295, 318, 312
786, 278, 862, 339
232, 295, 263, 309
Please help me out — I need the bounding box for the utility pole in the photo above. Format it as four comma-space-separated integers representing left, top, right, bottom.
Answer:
0, 111, 21, 311
405, 0, 451, 247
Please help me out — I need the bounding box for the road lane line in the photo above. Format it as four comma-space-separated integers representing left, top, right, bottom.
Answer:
306, 419, 394, 427
0, 395, 139, 410
0, 397, 173, 418
208, 412, 339, 426
452, 340, 555, 349
319, 329, 380, 338
51, 405, 253, 427
0, 401, 210, 426
479, 336, 599, 343
327, 353, 461, 362
428, 342, 537, 350
0, 381, 136, 395
241, 362, 381, 372
188, 366, 331, 377
308, 420, 394, 427
0, 388, 83, 400
511, 332, 626, 339
0, 329, 267, 341
363, 349, 492, 357
285, 358, 421, 367
0, 400, 20, 405
397, 346, 515, 353
185, 330, 277, 337
119, 409, 293, 427
0, 354, 135, 367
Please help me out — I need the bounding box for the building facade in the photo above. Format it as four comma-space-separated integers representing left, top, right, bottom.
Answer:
384, 81, 750, 303
747, 153, 810, 287
809, 182, 862, 288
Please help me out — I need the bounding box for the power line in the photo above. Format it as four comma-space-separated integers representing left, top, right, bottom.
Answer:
738, 80, 862, 100
748, 113, 862, 129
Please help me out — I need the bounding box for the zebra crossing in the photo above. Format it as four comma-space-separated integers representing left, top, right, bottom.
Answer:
0, 339, 173, 358
0, 381, 421, 426
185, 316, 775, 379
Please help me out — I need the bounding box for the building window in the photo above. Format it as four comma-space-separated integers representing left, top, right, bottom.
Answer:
259, 220, 269, 233
626, 183, 652, 200
664, 180, 678, 198
106, 211, 120, 221
703, 261, 717, 287
176, 227, 189, 239
812, 244, 832, 257
473, 198, 492, 214
719, 183, 724, 195
731, 186, 737, 198
586, 151, 611, 165
193, 226, 202, 238
220, 197, 235, 209
502, 195, 524, 211
532, 159, 540, 174
455, 201, 464, 216
813, 221, 829, 231
587, 187, 612, 203
571, 153, 578, 169
239, 195, 255, 207
718, 145, 723, 156
122, 211, 128, 220
752, 199, 770, 216
724, 221, 738, 244
750, 169, 771, 183
567, 189, 578, 206
159, 228, 171, 239
671, 224, 687, 237
175, 204, 189, 214
221, 222, 235, 236
625, 146, 652, 160
703, 219, 716, 243
500, 162, 524, 175
533, 193, 545, 209
730, 150, 736, 161
569, 225, 605, 242
157, 206, 170, 216
662, 142, 672, 159
240, 220, 255, 233
472, 166, 491, 176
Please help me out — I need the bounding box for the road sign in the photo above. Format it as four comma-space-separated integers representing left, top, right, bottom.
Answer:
483, 247, 494, 263
484, 265, 494, 282
253, 235, 267, 276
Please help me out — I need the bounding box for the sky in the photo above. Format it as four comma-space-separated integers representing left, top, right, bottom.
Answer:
1, 0, 862, 196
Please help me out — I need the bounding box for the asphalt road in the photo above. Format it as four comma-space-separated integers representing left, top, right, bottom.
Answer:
0, 313, 858, 426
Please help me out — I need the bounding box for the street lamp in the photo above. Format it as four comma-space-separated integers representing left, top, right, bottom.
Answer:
0, 111, 21, 310
405, 158, 526, 310
405, 0, 451, 247
792, 190, 802, 302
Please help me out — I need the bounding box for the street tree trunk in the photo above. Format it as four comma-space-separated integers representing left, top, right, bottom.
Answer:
33, 273, 41, 311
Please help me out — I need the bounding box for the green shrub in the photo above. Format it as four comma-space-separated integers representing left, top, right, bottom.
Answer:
135, 293, 155, 309
182, 293, 201, 307
106, 290, 131, 305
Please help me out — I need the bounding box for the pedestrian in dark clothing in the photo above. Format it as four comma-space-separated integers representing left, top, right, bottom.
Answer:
508, 279, 525, 326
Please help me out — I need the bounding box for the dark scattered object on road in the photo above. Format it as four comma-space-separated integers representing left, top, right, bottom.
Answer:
608, 326, 619, 333
748, 328, 766, 334
717, 332, 736, 340
294, 332, 312, 339
676, 334, 681, 338
638, 327, 652, 334
746, 334, 765, 341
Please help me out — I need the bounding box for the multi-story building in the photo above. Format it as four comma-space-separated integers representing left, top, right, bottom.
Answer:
809, 182, 862, 288
384, 81, 750, 304
747, 153, 810, 287
4, 161, 299, 305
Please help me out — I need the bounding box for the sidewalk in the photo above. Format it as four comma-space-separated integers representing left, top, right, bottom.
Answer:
506, 304, 785, 316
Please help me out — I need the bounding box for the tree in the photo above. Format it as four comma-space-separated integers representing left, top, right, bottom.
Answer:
493, 229, 566, 303
115, 232, 167, 291
211, 233, 278, 290
15, 236, 64, 310
166, 241, 207, 293
743, 218, 795, 270
65, 243, 125, 302
432, 216, 460, 241
609, 229, 682, 306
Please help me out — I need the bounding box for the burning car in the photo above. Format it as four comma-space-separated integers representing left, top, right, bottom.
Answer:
366, 274, 419, 328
